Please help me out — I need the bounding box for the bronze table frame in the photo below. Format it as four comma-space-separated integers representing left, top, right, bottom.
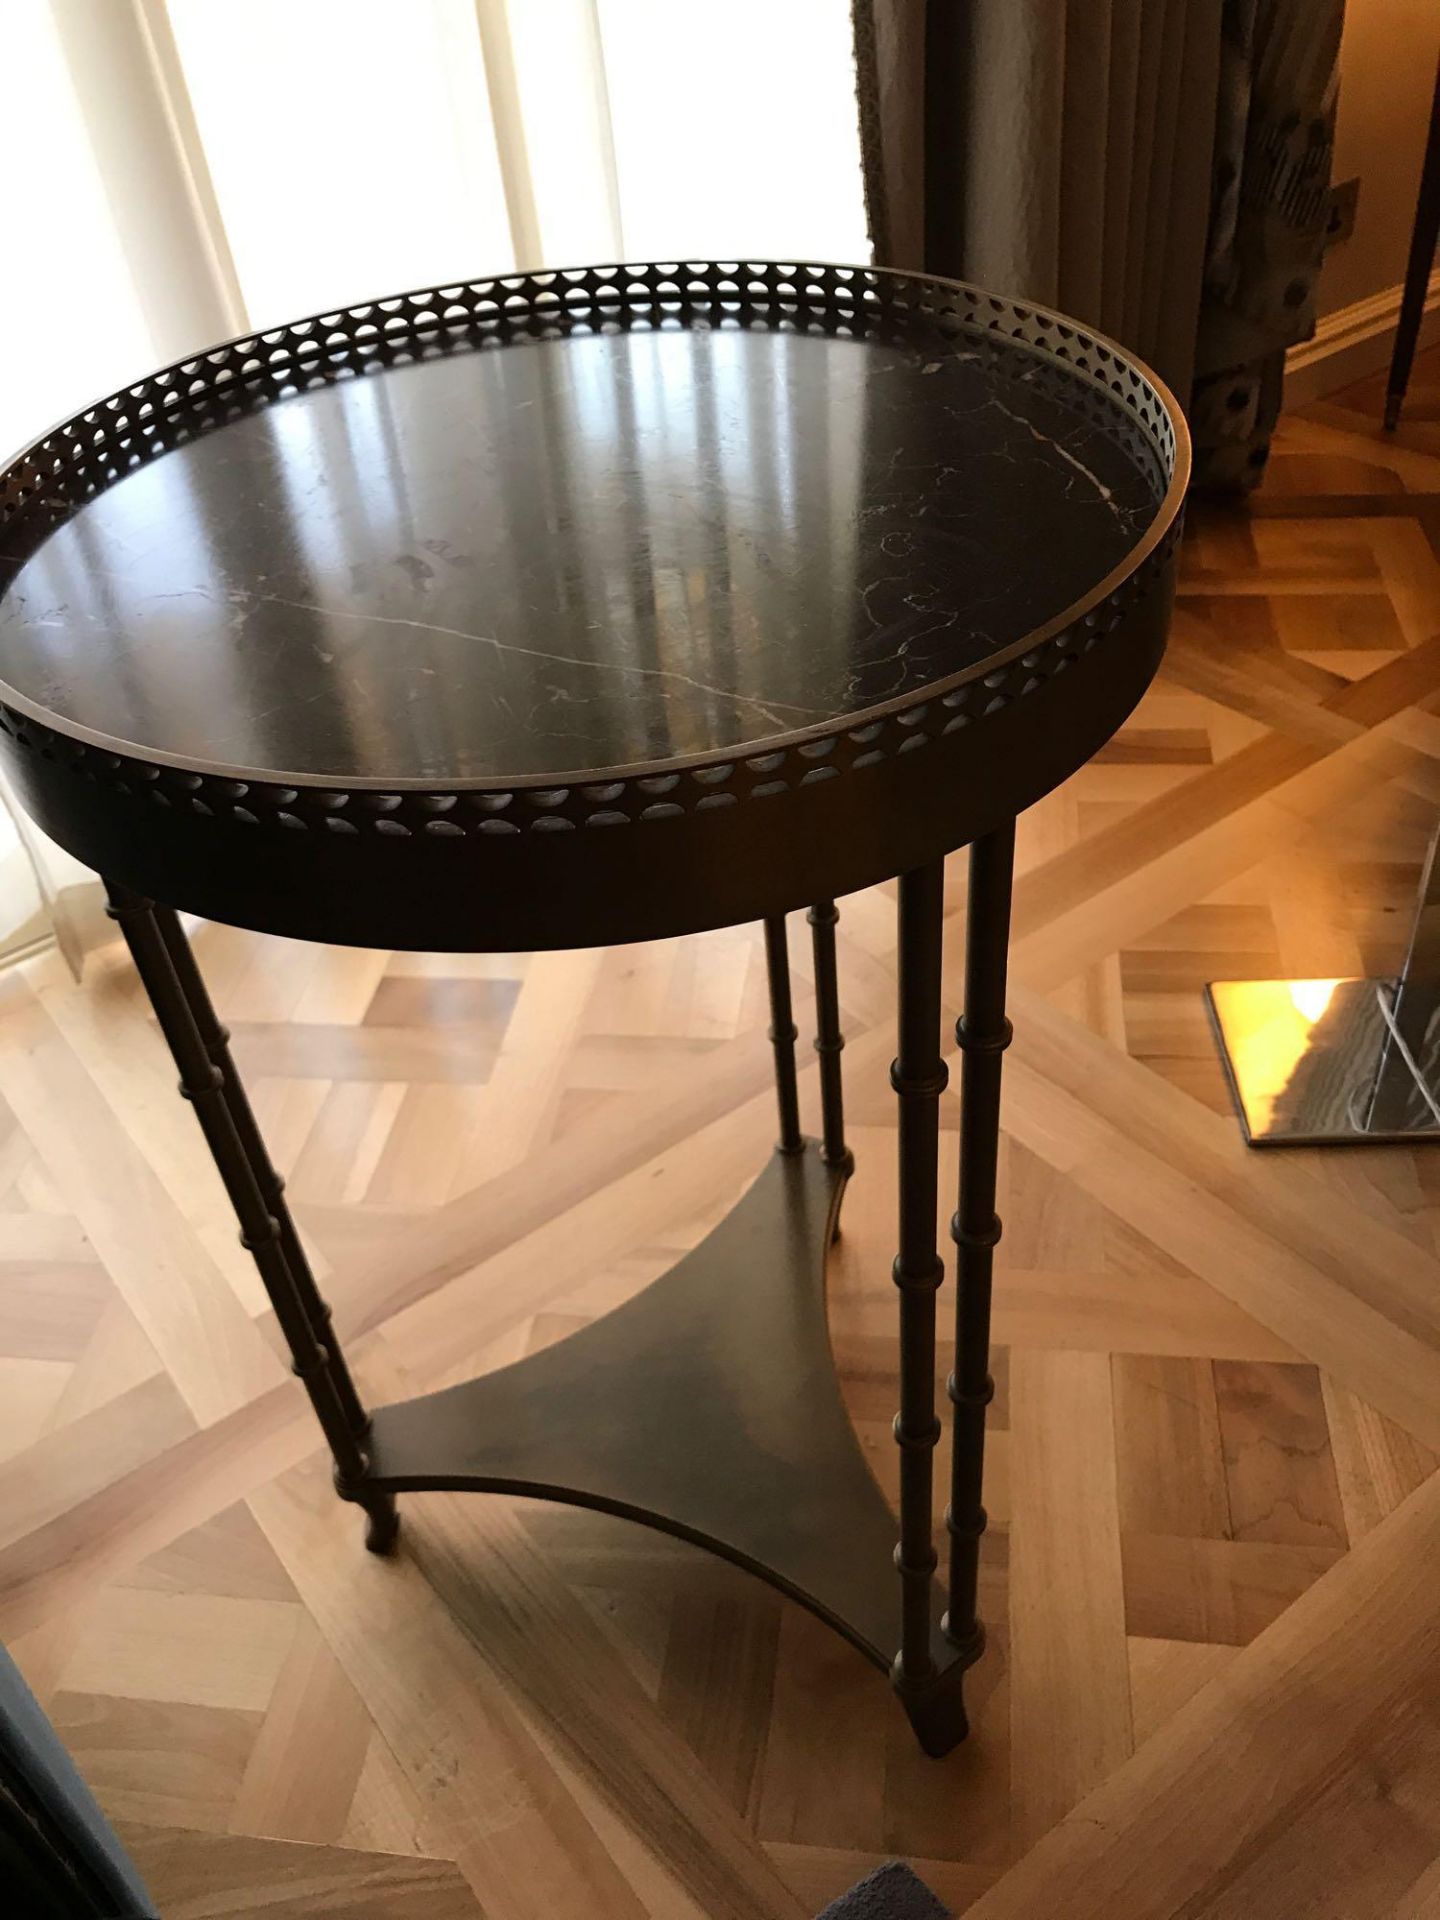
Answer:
103, 849, 1011, 1755
0, 260, 1188, 1755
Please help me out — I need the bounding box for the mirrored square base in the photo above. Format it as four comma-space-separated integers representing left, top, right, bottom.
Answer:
1206, 977, 1440, 1147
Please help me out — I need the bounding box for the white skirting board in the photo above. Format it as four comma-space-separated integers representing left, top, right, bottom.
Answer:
1283, 266, 1440, 408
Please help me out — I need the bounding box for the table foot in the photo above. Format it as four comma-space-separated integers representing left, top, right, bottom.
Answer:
334, 1469, 401, 1554
892, 1651, 973, 1758
362, 1499, 401, 1555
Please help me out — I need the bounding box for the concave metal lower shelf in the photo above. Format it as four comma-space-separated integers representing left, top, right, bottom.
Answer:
364, 1143, 964, 1697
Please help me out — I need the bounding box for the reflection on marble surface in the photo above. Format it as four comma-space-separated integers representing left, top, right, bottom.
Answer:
0, 325, 1158, 782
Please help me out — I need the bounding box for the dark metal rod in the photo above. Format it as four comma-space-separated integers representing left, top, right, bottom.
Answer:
151, 902, 371, 1441
762, 915, 804, 1155
890, 861, 947, 1688
944, 823, 1015, 1656
1386, 48, 1440, 431
105, 882, 370, 1487
808, 899, 850, 1169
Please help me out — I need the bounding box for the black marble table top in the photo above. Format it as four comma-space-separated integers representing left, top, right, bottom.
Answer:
0, 272, 1171, 787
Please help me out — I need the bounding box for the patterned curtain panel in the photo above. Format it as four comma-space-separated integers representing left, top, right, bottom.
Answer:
852, 0, 1344, 493
1192, 0, 1344, 491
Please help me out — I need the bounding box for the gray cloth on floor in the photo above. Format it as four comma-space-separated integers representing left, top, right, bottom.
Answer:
0, 1644, 155, 1915
817, 1860, 951, 1920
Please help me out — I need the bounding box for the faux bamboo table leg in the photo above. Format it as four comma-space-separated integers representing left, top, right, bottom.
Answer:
105, 881, 398, 1553
888, 862, 949, 1724
944, 825, 1015, 1657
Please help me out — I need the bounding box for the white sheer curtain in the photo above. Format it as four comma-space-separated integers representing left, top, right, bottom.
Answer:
0, 0, 869, 967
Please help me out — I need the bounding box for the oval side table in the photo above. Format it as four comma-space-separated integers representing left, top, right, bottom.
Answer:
0, 262, 1187, 1755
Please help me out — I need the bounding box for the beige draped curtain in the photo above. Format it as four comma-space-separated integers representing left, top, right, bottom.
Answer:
854, 0, 1341, 452
854, 0, 1225, 400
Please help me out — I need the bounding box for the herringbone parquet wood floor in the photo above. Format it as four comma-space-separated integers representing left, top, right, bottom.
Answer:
5, 356, 1440, 1919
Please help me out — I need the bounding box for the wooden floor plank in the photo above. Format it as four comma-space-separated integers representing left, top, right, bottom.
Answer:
250, 1462, 657, 1920
1213, 1360, 1347, 1550
120, 1824, 482, 1919
252, 1453, 805, 1920
1113, 1356, 1231, 1538
1008, 1350, 1132, 1841
0, 978, 281, 1422
0, 1381, 316, 1639
1322, 1378, 1439, 1544
229, 1611, 375, 1844
965, 1471, 1440, 1919
0, 1372, 194, 1554
1001, 984, 1440, 1450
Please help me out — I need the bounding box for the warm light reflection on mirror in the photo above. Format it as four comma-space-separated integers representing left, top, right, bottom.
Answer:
1288, 978, 1341, 1023
1212, 979, 1344, 1132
